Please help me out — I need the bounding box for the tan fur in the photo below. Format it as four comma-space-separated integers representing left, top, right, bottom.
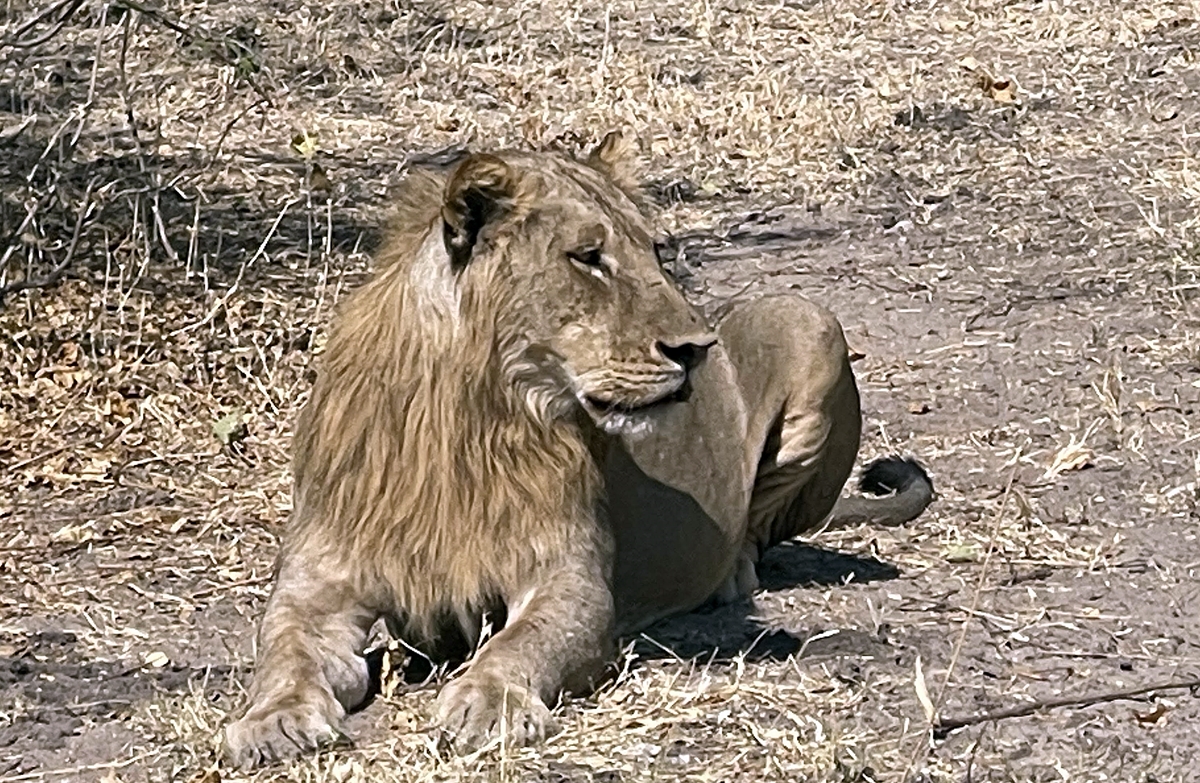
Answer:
222, 133, 932, 768
291, 181, 603, 640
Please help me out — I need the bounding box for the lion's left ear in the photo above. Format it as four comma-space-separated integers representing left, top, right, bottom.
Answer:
586, 130, 641, 197
442, 153, 517, 271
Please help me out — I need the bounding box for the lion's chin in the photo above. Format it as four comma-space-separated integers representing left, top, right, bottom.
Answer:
578, 386, 687, 439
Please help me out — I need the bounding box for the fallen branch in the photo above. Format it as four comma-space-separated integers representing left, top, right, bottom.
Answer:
933, 676, 1200, 738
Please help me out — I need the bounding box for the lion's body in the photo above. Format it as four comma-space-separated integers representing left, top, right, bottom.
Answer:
223, 137, 933, 768
607, 296, 865, 631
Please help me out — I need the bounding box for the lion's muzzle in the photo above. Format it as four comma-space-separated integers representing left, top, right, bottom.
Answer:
577, 331, 717, 415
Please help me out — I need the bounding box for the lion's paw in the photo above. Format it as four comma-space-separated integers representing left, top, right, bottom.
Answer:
435, 671, 554, 752
222, 701, 343, 769
710, 549, 760, 605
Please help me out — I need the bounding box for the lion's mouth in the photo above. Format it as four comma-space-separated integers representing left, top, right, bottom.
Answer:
583, 389, 684, 414
581, 377, 692, 415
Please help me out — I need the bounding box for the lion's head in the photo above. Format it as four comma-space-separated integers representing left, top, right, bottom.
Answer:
385, 132, 717, 435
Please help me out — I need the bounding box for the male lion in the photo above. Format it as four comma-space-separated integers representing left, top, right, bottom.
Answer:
222, 132, 933, 767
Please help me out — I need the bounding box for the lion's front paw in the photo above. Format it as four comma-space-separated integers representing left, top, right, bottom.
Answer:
222, 701, 343, 769
435, 671, 554, 752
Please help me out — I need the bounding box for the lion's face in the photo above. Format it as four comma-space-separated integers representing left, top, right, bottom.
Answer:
438, 134, 716, 432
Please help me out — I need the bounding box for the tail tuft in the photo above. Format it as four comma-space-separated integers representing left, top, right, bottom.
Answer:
858, 456, 933, 497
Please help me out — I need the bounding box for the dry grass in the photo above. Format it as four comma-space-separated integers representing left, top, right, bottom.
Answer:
2, 0, 1199, 781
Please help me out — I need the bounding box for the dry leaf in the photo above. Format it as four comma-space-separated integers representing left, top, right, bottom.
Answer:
1011, 485, 1034, 520
191, 766, 221, 783
1044, 441, 1095, 479
0, 113, 37, 142
77, 455, 112, 479
59, 341, 80, 364
143, 650, 170, 668
329, 758, 363, 783
988, 78, 1017, 103
310, 162, 332, 193
290, 130, 319, 160
942, 543, 981, 563
51, 522, 95, 544
212, 409, 248, 446
1134, 702, 1168, 725
958, 56, 1019, 103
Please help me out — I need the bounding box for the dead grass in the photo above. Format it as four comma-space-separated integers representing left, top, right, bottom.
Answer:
136, 657, 889, 783
2, 0, 1199, 781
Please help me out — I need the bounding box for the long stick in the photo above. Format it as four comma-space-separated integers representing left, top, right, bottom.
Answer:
933, 676, 1200, 738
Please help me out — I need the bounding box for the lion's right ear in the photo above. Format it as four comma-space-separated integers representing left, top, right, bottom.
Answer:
586, 130, 640, 196
442, 154, 516, 271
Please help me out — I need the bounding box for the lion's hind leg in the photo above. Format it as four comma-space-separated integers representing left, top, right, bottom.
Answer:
747, 363, 862, 557
713, 295, 863, 599
223, 556, 377, 768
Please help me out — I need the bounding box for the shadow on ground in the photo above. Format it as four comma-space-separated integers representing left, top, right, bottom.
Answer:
0, 630, 233, 755
347, 541, 903, 714
629, 541, 900, 664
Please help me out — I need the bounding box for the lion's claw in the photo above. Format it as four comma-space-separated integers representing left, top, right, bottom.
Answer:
223, 703, 343, 769
435, 672, 554, 752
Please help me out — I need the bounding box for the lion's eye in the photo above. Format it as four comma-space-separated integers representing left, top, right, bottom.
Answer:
566, 247, 607, 279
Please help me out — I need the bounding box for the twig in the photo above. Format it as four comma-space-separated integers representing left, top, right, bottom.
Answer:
207, 96, 270, 167
0, 752, 152, 782
901, 445, 1023, 782
4, 0, 86, 47
168, 197, 297, 336
150, 188, 179, 261
964, 728, 984, 783
68, 1, 109, 149
0, 199, 41, 274
6, 445, 69, 473
188, 575, 272, 600
110, 0, 274, 105
7, 394, 144, 473
0, 178, 97, 304
116, 6, 145, 165
936, 449, 1021, 704
934, 677, 1200, 738
110, 0, 188, 35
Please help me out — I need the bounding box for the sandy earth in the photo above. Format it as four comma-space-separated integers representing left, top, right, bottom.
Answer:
1, 0, 1199, 781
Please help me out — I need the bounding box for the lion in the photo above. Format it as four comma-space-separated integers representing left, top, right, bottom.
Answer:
222, 132, 933, 767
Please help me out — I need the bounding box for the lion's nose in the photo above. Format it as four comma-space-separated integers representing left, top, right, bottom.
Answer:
656, 333, 718, 372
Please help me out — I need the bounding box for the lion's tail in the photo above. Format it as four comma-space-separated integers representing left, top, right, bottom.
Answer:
826, 456, 934, 529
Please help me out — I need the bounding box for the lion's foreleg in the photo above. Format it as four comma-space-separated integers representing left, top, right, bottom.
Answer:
435, 558, 614, 750
223, 555, 376, 768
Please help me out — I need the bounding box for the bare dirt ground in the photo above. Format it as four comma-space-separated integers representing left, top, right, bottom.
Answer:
2, 0, 1199, 781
